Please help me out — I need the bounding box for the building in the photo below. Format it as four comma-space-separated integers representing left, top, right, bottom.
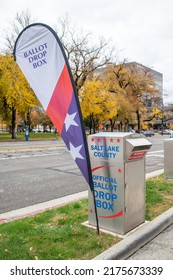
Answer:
123, 62, 163, 110
94, 61, 163, 130
95, 62, 163, 108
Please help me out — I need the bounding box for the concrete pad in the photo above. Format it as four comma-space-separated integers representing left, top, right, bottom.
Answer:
82, 220, 149, 239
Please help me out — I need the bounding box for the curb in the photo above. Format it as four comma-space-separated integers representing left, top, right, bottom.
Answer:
93, 169, 173, 260
1, 168, 171, 261
146, 168, 164, 179
93, 206, 173, 260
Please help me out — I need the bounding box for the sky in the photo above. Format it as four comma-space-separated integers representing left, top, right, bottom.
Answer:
1, 0, 173, 104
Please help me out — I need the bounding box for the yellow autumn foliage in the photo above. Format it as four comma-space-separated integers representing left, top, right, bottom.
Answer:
0, 53, 37, 119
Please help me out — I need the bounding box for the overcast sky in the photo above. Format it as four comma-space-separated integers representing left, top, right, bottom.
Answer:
1, 0, 173, 103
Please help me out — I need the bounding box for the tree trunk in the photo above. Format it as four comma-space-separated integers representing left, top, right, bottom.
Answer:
110, 119, 115, 132
89, 114, 95, 134
89, 113, 97, 134
89, 114, 92, 134
136, 110, 141, 132
26, 111, 31, 132
118, 122, 122, 131
11, 107, 17, 139
125, 119, 129, 131
93, 115, 96, 134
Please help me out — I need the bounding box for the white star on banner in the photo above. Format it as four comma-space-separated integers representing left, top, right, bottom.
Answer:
69, 142, 84, 160
64, 112, 78, 132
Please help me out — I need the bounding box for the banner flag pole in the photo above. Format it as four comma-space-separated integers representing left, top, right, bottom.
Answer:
13, 23, 99, 234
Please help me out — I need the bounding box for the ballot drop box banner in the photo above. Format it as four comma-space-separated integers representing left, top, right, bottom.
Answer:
88, 132, 152, 235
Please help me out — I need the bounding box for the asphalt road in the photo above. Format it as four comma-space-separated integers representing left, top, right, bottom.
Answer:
0, 139, 87, 214
145, 134, 165, 173
0, 135, 169, 214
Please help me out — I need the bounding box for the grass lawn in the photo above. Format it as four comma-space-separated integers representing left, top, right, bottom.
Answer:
0, 132, 57, 141
146, 175, 173, 220
0, 199, 121, 260
0, 174, 173, 260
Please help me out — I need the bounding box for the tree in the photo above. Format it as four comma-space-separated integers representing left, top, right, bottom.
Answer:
102, 90, 119, 131
30, 107, 54, 132
104, 63, 159, 131
55, 15, 116, 91
80, 78, 109, 133
114, 93, 135, 131
0, 10, 38, 138
3, 11, 116, 91
0, 54, 37, 138
2, 9, 36, 53
97, 64, 134, 131
1, 11, 118, 135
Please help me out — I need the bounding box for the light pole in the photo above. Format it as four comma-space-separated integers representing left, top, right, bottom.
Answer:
161, 97, 164, 135
161, 92, 168, 135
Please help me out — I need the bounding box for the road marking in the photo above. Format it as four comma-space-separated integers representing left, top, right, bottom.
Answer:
0, 152, 62, 160
148, 150, 163, 154
146, 150, 164, 158
0, 146, 65, 153
0, 149, 164, 160
146, 155, 164, 158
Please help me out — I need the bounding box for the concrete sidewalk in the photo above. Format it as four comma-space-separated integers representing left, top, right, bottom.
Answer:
1, 168, 173, 260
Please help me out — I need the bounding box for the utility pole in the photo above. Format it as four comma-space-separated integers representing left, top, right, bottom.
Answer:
161, 92, 168, 135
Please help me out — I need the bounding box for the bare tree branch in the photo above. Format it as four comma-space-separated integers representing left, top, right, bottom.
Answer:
2, 9, 37, 53
54, 15, 117, 91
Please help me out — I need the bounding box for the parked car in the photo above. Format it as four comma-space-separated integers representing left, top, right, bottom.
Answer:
159, 129, 173, 135
141, 130, 155, 137
170, 131, 173, 138
128, 128, 135, 133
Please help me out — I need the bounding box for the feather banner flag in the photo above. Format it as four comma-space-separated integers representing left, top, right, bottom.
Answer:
13, 23, 99, 233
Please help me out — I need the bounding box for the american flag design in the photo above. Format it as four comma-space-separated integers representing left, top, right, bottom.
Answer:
13, 23, 91, 187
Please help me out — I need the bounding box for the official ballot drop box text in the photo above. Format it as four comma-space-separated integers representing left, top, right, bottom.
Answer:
88, 132, 152, 235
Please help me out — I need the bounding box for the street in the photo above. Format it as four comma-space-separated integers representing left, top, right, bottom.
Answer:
0, 139, 87, 214
145, 135, 165, 173
0, 135, 169, 214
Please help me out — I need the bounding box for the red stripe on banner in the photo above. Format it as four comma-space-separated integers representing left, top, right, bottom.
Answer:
46, 64, 73, 134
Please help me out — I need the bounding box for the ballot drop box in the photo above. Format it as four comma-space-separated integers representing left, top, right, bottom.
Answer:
88, 132, 152, 235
